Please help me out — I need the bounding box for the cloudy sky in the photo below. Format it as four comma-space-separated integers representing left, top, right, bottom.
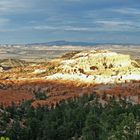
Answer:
0, 0, 140, 44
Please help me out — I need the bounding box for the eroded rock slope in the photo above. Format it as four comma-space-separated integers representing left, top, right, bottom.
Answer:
46, 50, 140, 84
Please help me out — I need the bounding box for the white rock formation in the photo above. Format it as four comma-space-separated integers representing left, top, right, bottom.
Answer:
45, 50, 140, 84
33, 69, 46, 74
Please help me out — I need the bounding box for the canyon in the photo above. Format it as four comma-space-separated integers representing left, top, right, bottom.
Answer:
0, 49, 140, 107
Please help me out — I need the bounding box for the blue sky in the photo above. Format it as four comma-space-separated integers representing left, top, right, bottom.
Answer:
0, 0, 140, 44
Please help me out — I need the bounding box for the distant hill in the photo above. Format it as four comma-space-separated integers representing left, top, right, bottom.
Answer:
26, 40, 140, 46
27, 40, 99, 46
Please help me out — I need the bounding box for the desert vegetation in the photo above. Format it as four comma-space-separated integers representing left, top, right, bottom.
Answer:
0, 94, 140, 140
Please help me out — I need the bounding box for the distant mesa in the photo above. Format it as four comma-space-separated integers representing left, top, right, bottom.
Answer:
26, 40, 140, 46
27, 40, 99, 46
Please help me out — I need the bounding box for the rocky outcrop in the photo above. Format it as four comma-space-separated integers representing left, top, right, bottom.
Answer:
33, 69, 46, 74
59, 50, 132, 74
46, 50, 140, 84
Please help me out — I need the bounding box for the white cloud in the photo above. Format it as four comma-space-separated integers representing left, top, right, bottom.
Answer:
113, 8, 140, 15
65, 26, 90, 31
96, 19, 140, 32
2, 18, 139, 33
0, 0, 32, 15
33, 25, 58, 30
96, 20, 133, 27
33, 25, 91, 32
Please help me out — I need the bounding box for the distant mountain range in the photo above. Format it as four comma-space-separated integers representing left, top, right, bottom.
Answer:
2, 41, 139, 46
27, 40, 104, 46
26, 40, 140, 46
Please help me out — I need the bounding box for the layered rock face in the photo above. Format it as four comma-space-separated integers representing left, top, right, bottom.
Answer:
60, 50, 131, 73
46, 50, 140, 84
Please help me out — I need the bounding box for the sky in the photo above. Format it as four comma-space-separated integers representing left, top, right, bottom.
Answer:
0, 0, 140, 44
